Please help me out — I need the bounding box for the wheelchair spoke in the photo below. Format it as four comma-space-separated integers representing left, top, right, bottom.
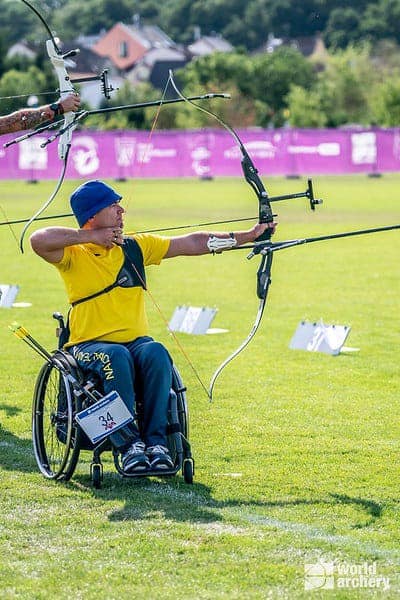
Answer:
32, 359, 80, 480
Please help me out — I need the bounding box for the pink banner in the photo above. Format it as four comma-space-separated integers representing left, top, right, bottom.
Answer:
1, 128, 398, 180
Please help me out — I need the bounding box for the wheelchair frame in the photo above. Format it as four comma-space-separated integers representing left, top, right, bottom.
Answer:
31, 314, 194, 487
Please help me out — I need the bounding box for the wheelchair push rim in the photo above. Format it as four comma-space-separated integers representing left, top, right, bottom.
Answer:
32, 360, 80, 480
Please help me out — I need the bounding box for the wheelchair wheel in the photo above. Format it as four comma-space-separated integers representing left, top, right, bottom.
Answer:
172, 365, 188, 439
32, 360, 81, 480
183, 459, 194, 484
90, 463, 103, 489
166, 365, 194, 482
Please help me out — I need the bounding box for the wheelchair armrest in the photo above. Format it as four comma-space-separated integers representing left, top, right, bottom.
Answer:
53, 312, 65, 329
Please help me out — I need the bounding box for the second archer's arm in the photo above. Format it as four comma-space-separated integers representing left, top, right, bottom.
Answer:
0, 93, 80, 135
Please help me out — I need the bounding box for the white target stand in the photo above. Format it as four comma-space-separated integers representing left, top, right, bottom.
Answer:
0, 285, 20, 308
168, 306, 227, 335
289, 320, 359, 355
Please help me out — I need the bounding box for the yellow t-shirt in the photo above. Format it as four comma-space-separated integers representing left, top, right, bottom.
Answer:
54, 234, 170, 346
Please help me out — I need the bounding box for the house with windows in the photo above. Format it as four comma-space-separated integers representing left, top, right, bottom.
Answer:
92, 22, 189, 90
7, 20, 234, 106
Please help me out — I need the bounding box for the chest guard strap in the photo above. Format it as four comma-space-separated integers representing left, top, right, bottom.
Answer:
71, 238, 146, 307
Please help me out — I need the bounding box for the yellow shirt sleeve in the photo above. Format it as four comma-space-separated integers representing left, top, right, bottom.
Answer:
128, 233, 170, 265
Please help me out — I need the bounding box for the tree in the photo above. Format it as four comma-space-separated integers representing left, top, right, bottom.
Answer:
175, 52, 263, 128
323, 8, 362, 49
0, 66, 48, 114
286, 85, 328, 127
251, 47, 316, 126
52, 0, 136, 38
361, 0, 400, 45
85, 81, 173, 130
370, 77, 400, 126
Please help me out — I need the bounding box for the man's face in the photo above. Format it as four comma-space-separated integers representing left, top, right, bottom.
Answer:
89, 201, 125, 229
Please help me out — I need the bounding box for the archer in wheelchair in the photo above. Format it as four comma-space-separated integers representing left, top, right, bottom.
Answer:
27, 312, 192, 487
28, 179, 271, 486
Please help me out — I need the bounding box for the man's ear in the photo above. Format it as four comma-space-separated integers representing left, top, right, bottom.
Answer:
82, 218, 93, 230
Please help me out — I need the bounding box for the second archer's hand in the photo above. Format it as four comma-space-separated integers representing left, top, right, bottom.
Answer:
59, 93, 81, 113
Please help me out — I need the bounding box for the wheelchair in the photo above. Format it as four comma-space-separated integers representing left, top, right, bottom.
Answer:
31, 313, 194, 488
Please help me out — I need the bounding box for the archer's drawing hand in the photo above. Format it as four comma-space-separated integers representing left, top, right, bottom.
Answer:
59, 93, 81, 113
90, 227, 123, 248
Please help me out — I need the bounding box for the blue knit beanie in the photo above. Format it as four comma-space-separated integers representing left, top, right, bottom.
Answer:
70, 180, 122, 227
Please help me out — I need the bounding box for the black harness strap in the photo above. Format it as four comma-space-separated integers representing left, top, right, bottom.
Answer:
71, 275, 129, 307
71, 238, 146, 308
59, 238, 147, 348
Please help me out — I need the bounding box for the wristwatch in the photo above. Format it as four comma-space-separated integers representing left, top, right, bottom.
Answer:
49, 102, 63, 117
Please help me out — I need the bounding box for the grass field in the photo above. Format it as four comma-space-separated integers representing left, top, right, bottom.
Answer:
0, 174, 399, 599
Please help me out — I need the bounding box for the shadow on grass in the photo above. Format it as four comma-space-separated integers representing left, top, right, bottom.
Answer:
67, 467, 384, 527
70, 469, 226, 524
0, 401, 385, 527
0, 405, 36, 473
331, 493, 383, 526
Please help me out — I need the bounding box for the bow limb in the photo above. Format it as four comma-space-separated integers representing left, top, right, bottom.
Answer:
168, 73, 276, 397
208, 250, 273, 400
18, 41, 74, 253
18, 149, 70, 253
168, 72, 274, 233
18, 2, 76, 252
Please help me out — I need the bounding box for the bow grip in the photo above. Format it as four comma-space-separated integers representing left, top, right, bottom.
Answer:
256, 191, 274, 242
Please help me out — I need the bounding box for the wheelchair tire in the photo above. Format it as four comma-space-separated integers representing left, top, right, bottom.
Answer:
91, 463, 102, 489
183, 459, 194, 484
32, 360, 81, 480
172, 365, 188, 439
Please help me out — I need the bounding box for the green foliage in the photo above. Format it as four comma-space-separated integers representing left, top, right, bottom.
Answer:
176, 53, 262, 128
323, 8, 363, 49
361, 0, 400, 45
319, 46, 373, 126
4, 0, 400, 128
371, 77, 400, 126
86, 81, 170, 131
52, 0, 136, 38
0, 66, 48, 113
286, 85, 328, 127
252, 47, 316, 126
287, 44, 384, 128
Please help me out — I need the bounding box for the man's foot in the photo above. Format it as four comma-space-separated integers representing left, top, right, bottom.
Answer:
147, 445, 174, 470
122, 441, 150, 473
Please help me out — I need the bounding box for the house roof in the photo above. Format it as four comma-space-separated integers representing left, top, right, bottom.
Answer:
256, 34, 328, 61
140, 46, 187, 67
127, 46, 188, 89
61, 42, 111, 78
6, 40, 38, 60
188, 36, 233, 57
126, 24, 176, 49
92, 22, 179, 71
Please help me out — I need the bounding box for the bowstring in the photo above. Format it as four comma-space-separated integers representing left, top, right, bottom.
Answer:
123, 245, 211, 401
0, 90, 58, 101
19, 144, 70, 252
129, 72, 211, 400
0, 203, 19, 250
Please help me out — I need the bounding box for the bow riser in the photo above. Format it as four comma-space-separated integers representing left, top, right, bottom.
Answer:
46, 39, 75, 160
